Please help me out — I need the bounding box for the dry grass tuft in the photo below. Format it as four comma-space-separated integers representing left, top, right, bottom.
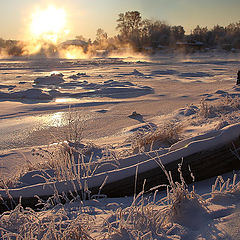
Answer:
101, 156, 209, 239
0, 204, 94, 239
198, 95, 240, 119
130, 122, 184, 154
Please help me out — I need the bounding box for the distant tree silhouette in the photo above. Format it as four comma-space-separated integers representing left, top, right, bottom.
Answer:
95, 28, 108, 44
141, 20, 171, 48
225, 21, 240, 49
0, 38, 5, 48
116, 11, 142, 47
192, 25, 208, 42
171, 25, 185, 42
7, 45, 23, 56
1, 12, 240, 57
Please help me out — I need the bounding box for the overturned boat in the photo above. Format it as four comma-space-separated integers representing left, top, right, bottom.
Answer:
1, 123, 240, 212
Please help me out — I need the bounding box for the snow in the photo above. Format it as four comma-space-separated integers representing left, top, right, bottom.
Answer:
1, 171, 240, 239
0, 122, 240, 201
0, 52, 240, 239
18, 169, 55, 186
34, 72, 65, 85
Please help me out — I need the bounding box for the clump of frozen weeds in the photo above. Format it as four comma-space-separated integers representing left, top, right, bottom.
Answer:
208, 171, 240, 206
0, 203, 94, 239
198, 95, 240, 120
129, 121, 184, 154
100, 158, 209, 239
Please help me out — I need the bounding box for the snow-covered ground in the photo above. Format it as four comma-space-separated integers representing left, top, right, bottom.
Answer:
0, 52, 238, 150
0, 52, 240, 239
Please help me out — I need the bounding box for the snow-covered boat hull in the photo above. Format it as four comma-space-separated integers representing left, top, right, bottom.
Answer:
1, 124, 240, 212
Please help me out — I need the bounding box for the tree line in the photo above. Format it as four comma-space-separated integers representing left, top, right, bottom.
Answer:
94, 11, 240, 52
1, 11, 240, 56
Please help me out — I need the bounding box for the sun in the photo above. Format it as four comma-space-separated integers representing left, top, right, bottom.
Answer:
30, 6, 68, 43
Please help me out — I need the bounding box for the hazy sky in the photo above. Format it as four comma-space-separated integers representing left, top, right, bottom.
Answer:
0, 0, 240, 40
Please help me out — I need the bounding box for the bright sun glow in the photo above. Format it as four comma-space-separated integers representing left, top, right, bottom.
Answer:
30, 6, 68, 43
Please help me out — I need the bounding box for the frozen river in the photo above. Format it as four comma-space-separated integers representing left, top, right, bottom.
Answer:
0, 53, 239, 149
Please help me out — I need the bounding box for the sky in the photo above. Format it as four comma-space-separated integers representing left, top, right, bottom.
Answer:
0, 0, 240, 41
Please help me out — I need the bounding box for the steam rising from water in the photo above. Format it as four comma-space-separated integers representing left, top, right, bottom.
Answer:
0, 39, 151, 60
0, 5, 149, 60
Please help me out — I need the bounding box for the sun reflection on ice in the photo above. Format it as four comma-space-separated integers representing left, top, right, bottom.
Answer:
51, 112, 65, 127
55, 98, 77, 103
49, 112, 65, 127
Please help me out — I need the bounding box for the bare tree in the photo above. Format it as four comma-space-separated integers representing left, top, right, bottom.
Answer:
116, 11, 142, 41
192, 25, 208, 42
171, 25, 185, 41
141, 20, 171, 48
95, 28, 108, 44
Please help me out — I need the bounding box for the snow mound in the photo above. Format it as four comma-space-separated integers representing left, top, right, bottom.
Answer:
215, 90, 227, 95
72, 86, 153, 98
115, 69, 146, 77
0, 84, 16, 90
151, 69, 179, 75
69, 80, 153, 98
34, 73, 65, 85
132, 69, 144, 76
171, 196, 210, 230
48, 89, 66, 98
204, 86, 240, 102
178, 105, 199, 116
0, 91, 10, 98
69, 72, 90, 79
179, 72, 214, 78
0, 89, 53, 100
13, 89, 53, 100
